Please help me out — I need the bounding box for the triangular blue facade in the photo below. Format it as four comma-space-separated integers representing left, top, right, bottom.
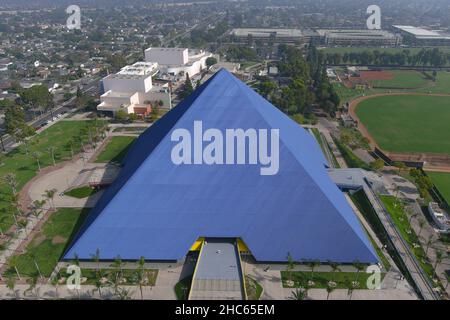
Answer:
64, 69, 378, 263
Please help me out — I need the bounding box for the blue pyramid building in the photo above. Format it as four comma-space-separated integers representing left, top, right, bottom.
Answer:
64, 69, 378, 263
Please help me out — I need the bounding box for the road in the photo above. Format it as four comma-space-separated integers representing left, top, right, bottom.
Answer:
161, 12, 226, 47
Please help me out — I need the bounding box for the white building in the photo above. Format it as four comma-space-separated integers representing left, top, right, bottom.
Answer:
428, 202, 450, 233
144, 47, 213, 78
145, 47, 188, 66
97, 62, 171, 116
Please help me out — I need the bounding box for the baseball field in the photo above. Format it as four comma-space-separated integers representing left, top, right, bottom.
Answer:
354, 95, 450, 155
370, 70, 429, 89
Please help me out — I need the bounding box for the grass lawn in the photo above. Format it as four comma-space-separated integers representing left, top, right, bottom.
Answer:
281, 270, 384, 289
65, 186, 98, 199
355, 95, 450, 155
57, 268, 158, 286
427, 171, 450, 205
418, 71, 450, 94
245, 276, 263, 300
5, 208, 89, 278
371, 70, 429, 89
0, 120, 104, 232
95, 136, 136, 163
379, 195, 437, 282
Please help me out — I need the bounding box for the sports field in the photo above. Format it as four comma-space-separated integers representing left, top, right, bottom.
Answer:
355, 95, 450, 155
321, 47, 450, 55
370, 70, 429, 89
427, 171, 450, 205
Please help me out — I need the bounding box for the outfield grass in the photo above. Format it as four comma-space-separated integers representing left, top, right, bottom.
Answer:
5, 208, 89, 278
335, 71, 450, 103
427, 171, 450, 205
95, 136, 136, 163
418, 71, 450, 94
371, 70, 429, 89
0, 120, 104, 232
355, 95, 450, 155
65, 186, 98, 199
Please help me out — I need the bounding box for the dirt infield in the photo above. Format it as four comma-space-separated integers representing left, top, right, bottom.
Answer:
359, 71, 394, 81
349, 93, 450, 168
346, 70, 394, 88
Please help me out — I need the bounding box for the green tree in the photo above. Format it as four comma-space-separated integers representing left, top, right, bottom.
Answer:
3, 173, 18, 194
370, 158, 385, 171
6, 276, 17, 298
115, 109, 128, 122
290, 288, 307, 300
43, 188, 57, 209
352, 260, 365, 282
206, 57, 218, 68
31, 151, 42, 171
47, 147, 56, 166
181, 73, 194, 98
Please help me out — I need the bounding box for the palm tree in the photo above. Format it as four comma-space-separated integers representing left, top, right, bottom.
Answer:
434, 250, 443, 271
10, 193, 23, 217
111, 255, 123, 294
418, 219, 426, 239
394, 185, 401, 207
286, 252, 295, 285
30, 199, 46, 219
66, 139, 75, 159
326, 282, 335, 300
425, 236, 435, 256
290, 288, 306, 300
3, 173, 18, 194
307, 260, 320, 282
135, 256, 146, 299
116, 287, 131, 300
113, 255, 123, 274
17, 219, 28, 236
352, 260, 365, 282
31, 151, 41, 171
29, 252, 43, 279
91, 248, 101, 273
6, 206, 18, 227
328, 260, 341, 280
132, 269, 145, 300
6, 275, 17, 298
72, 253, 80, 266
26, 273, 39, 298
8, 255, 21, 280
347, 279, 359, 300
43, 188, 57, 209
47, 146, 56, 166
407, 210, 418, 225
93, 270, 105, 298
50, 276, 59, 299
